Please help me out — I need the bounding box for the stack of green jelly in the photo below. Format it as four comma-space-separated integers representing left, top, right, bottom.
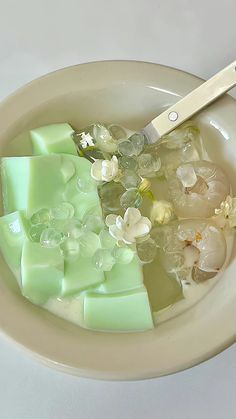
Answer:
0, 123, 154, 331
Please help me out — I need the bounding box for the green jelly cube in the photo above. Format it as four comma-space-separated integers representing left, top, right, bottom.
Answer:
1, 155, 64, 216
98, 257, 143, 294
1, 157, 31, 214
21, 240, 64, 304
1, 153, 102, 222
62, 256, 105, 296
84, 286, 154, 331
0, 211, 29, 271
30, 123, 77, 156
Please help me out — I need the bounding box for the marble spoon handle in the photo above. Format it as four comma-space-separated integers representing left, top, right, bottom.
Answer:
143, 60, 236, 144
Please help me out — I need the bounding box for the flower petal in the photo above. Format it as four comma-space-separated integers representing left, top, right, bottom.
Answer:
128, 222, 150, 239
109, 225, 123, 241
139, 216, 152, 231
122, 233, 135, 244
116, 215, 125, 230
105, 214, 118, 227
124, 207, 141, 225
91, 160, 103, 181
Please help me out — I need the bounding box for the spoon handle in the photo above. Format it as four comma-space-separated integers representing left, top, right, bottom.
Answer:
143, 60, 236, 144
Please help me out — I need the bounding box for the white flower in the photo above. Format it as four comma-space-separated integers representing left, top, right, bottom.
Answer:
150, 200, 174, 225
106, 207, 152, 244
91, 156, 119, 182
80, 132, 95, 149
214, 195, 236, 228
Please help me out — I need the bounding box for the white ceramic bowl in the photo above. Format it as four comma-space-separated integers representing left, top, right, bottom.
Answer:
0, 61, 235, 380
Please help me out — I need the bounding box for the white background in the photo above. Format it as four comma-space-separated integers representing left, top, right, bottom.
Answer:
0, 1, 236, 418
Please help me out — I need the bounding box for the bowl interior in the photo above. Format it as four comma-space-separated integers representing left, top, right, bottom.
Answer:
0, 61, 235, 380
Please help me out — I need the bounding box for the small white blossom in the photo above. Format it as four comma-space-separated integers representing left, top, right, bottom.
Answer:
91, 155, 119, 182
150, 200, 174, 225
105, 207, 152, 244
80, 132, 95, 149
214, 195, 236, 228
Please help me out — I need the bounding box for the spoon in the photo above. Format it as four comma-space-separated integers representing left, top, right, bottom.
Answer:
143, 60, 236, 144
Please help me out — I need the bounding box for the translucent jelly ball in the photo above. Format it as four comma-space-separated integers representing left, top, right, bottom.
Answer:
99, 229, 117, 249
113, 246, 134, 264
50, 202, 74, 220
40, 228, 63, 248
129, 133, 145, 156
118, 140, 135, 157
119, 156, 138, 171
120, 170, 142, 190
92, 124, 117, 153
93, 249, 115, 271
29, 224, 45, 242
63, 218, 83, 239
78, 231, 101, 257
138, 153, 161, 177
60, 238, 80, 260
83, 215, 104, 234
77, 176, 94, 193
99, 182, 125, 212
108, 124, 127, 140
30, 208, 50, 225
137, 238, 157, 263
92, 123, 111, 142
120, 188, 143, 210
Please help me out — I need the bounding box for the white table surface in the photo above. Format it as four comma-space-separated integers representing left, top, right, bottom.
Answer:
0, 1, 236, 418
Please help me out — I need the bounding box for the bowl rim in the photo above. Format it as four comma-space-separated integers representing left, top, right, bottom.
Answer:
0, 60, 235, 380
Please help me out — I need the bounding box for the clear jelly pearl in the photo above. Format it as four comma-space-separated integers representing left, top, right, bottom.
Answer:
60, 238, 80, 260
50, 202, 74, 220
120, 170, 142, 190
113, 246, 134, 264
129, 133, 145, 156
29, 224, 46, 242
99, 182, 125, 212
78, 231, 101, 257
92, 124, 117, 153
119, 156, 138, 171
99, 229, 116, 249
40, 228, 63, 248
138, 153, 161, 177
118, 140, 135, 157
83, 215, 104, 234
77, 177, 94, 193
92, 123, 111, 142
108, 124, 127, 140
137, 238, 157, 263
93, 249, 115, 271
120, 188, 143, 210
30, 208, 50, 225
64, 218, 83, 239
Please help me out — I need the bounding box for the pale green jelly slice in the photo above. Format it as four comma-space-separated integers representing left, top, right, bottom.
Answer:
1, 154, 101, 220
62, 256, 105, 296
97, 257, 143, 294
30, 123, 77, 156
21, 240, 64, 304
0, 211, 29, 271
84, 286, 154, 331
1, 155, 64, 216
44, 295, 84, 327
1, 157, 30, 214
